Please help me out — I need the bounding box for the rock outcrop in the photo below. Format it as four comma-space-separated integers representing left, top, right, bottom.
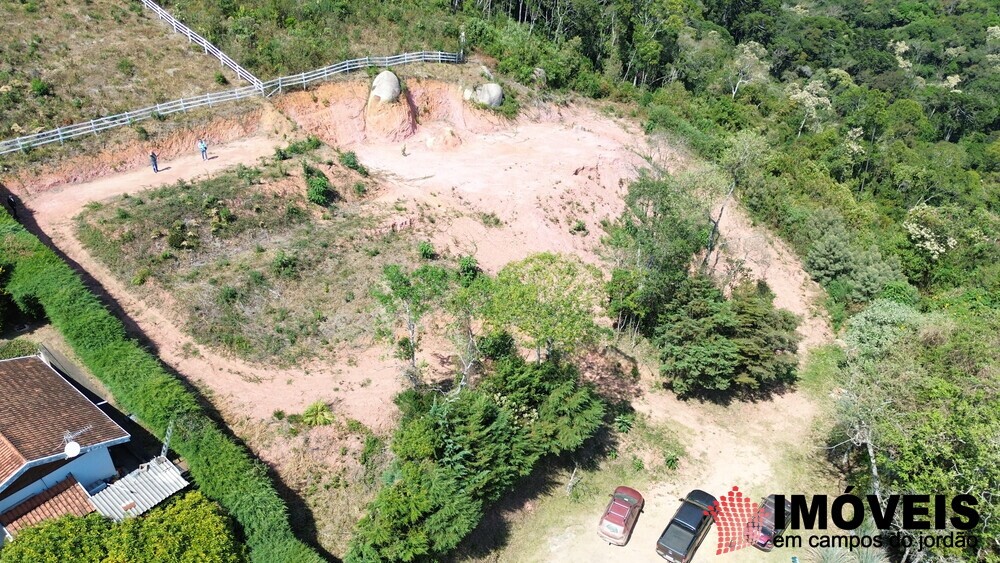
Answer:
370, 71, 401, 103
463, 83, 503, 108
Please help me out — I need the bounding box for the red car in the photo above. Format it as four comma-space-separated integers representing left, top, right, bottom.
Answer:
597, 486, 645, 545
745, 494, 793, 551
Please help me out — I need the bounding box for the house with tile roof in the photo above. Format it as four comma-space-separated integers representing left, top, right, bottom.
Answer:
0, 355, 131, 543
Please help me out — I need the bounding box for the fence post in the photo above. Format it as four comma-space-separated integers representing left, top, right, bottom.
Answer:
180, 98, 187, 113
90, 120, 97, 136
58, 128, 64, 145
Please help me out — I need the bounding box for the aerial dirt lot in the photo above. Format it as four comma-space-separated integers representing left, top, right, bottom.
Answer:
11, 76, 834, 560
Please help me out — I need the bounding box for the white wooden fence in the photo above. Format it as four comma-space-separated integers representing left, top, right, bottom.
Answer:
138, 0, 263, 89
0, 51, 461, 156
0, 0, 462, 156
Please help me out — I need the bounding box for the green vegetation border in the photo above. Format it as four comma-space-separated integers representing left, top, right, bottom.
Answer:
0, 215, 324, 562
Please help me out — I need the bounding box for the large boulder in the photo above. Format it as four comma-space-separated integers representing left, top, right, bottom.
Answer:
463, 83, 503, 108
370, 70, 401, 103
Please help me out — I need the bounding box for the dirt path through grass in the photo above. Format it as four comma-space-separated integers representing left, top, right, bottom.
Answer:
20, 134, 406, 433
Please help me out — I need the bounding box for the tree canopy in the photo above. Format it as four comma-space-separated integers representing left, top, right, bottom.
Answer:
0, 492, 245, 563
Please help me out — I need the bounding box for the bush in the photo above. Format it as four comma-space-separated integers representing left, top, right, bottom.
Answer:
0, 338, 37, 359
303, 164, 335, 206
0, 215, 322, 562
214, 71, 229, 85
29, 78, 52, 97
117, 58, 136, 76
339, 151, 368, 176
270, 251, 299, 279
301, 401, 334, 426
657, 276, 800, 397
417, 241, 436, 260
285, 136, 323, 155
346, 355, 603, 562
0, 492, 245, 563
457, 255, 480, 287
477, 330, 516, 360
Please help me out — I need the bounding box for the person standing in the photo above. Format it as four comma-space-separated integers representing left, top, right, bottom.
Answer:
198, 138, 208, 160
6, 194, 18, 219
149, 150, 159, 173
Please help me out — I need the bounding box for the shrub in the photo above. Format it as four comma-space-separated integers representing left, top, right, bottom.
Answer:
457, 255, 480, 287
417, 241, 437, 260
0, 492, 245, 563
286, 136, 323, 155
270, 250, 300, 279
478, 330, 516, 361
303, 164, 335, 206
166, 221, 197, 250
614, 412, 635, 433
214, 71, 229, 85
135, 126, 150, 142
478, 212, 503, 227
346, 356, 603, 562
131, 267, 152, 286
29, 78, 52, 97
353, 182, 368, 197
301, 401, 334, 426
0, 338, 37, 359
284, 204, 306, 223
339, 151, 368, 176
117, 58, 136, 76
234, 164, 261, 185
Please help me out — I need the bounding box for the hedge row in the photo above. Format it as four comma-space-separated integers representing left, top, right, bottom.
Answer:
0, 215, 324, 563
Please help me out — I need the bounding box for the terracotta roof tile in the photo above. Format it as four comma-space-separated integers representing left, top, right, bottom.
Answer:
0, 357, 130, 487
0, 476, 95, 535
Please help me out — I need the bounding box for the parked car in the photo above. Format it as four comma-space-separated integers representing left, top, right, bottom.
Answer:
655, 489, 717, 562
597, 486, 645, 545
746, 494, 793, 552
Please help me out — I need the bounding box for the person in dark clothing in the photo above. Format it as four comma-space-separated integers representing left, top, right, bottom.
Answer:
149, 151, 159, 173
6, 194, 18, 219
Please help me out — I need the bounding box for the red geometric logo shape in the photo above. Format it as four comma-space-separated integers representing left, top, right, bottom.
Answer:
704, 486, 760, 555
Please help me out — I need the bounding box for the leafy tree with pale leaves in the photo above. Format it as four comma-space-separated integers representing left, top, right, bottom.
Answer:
484, 253, 602, 360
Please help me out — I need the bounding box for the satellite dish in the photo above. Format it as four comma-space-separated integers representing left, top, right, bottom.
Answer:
64, 441, 81, 459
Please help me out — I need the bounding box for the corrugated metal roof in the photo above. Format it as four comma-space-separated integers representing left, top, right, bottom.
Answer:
90, 457, 188, 521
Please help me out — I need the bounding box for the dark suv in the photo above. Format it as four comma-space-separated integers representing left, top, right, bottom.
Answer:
746, 494, 793, 552
655, 489, 717, 562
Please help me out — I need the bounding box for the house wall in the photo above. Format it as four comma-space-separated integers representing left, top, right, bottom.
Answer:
0, 448, 115, 514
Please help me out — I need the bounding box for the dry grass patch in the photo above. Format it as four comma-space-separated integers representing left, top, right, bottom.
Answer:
0, 0, 242, 140
229, 408, 391, 558
75, 143, 421, 365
